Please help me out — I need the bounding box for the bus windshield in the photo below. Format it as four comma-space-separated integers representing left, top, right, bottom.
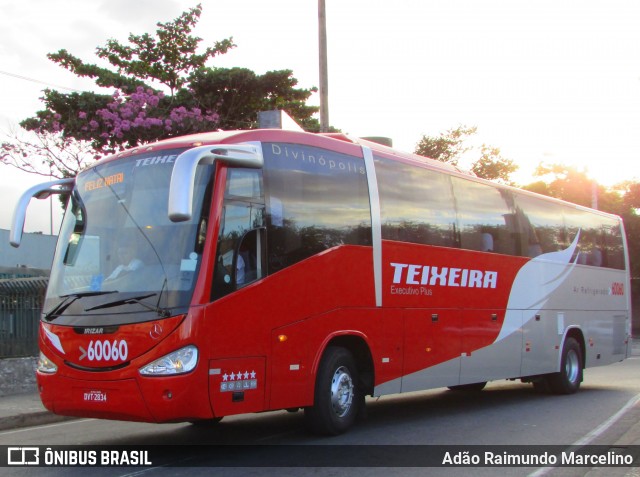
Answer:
44, 148, 214, 326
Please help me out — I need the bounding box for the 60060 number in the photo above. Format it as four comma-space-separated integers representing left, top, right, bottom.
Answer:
85, 339, 129, 362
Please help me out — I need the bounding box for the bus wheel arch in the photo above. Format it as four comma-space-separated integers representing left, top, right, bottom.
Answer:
305, 336, 374, 435
536, 329, 585, 395
566, 328, 586, 370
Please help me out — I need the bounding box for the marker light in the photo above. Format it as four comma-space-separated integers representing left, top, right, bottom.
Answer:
37, 352, 58, 374
139, 345, 198, 376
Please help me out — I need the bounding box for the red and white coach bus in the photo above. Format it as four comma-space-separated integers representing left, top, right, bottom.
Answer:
10, 129, 632, 435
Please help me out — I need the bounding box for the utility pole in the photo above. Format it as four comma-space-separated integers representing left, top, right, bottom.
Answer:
318, 0, 329, 132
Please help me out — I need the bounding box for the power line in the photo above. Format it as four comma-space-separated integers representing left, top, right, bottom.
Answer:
0, 69, 83, 92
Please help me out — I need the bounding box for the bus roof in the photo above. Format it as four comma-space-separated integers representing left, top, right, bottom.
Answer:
81, 128, 621, 221
90, 128, 471, 177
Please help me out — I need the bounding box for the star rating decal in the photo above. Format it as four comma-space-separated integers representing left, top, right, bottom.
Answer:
219, 369, 258, 392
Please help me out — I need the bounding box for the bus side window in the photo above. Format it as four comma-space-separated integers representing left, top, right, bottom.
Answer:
263, 143, 371, 274
375, 156, 458, 248
211, 167, 266, 301
236, 228, 266, 287
603, 222, 625, 270
514, 194, 565, 254
452, 178, 519, 256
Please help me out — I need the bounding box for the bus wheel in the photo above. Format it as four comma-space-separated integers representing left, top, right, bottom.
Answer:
304, 346, 361, 435
547, 337, 583, 394
448, 382, 487, 392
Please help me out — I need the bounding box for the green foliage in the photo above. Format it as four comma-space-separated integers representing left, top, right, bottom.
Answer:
471, 145, 518, 184
48, 5, 233, 95
414, 125, 477, 166
521, 180, 550, 197
188, 67, 319, 131
415, 125, 518, 183
17, 4, 319, 156
20, 89, 111, 138
94, 4, 234, 95
523, 163, 620, 211
612, 181, 640, 212
47, 49, 147, 92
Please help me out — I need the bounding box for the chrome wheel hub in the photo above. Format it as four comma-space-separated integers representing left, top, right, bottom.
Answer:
565, 349, 580, 383
330, 366, 354, 418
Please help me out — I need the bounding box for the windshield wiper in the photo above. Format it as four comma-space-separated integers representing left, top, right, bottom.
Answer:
84, 293, 171, 318
44, 291, 118, 321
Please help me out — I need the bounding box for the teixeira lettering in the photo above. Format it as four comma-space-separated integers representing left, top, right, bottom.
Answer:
390, 262, 498, 289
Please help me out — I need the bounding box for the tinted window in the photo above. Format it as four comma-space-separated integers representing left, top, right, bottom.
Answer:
514, 194, 566, 256
601, 218, 625, 269
374, 155, 625, 269
376, 157, 457, 247
515, 194, 625, 269
563, 206, 625, 269
212, 169, 266, 300
46, 148, 214, 325
451, 177, 521, 255
263, 143, 371, 273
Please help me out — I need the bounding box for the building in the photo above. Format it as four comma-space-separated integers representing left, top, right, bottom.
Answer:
0, 229, 56, 363
0, 229, 57, 275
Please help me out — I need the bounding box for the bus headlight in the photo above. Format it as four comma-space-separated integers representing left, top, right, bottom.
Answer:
37, 352, 58, 374
139, 345, 198, 376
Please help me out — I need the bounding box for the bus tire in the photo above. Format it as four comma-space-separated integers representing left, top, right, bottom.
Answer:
547, 337, 583, 394
304, 346, 361, 435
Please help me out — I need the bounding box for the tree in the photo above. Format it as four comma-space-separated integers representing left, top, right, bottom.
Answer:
1, 128, 96, 179
21, 86, 225, 154
13, 4, 320, 158
470, 145, 518, 184
606, 181, 640, 322
47, 5, 233, 95
612, 181, 640, 213
187, 67, 319, 131
414, 125, 519, 183
414, 125, 477, 166
93, 5, 234, 96
522, 163, 621, 212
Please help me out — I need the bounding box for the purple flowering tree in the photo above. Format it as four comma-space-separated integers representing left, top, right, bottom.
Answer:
15, 5, 231, 155
75, 87, 220, 153
4, 4, 319, 178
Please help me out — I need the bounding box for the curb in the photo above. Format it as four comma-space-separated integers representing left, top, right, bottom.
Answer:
0, 412, 76, 432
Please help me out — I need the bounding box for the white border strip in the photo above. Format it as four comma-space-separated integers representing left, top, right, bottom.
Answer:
362, 146, 382, 307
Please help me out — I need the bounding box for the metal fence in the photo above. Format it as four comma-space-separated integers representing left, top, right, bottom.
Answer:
0, 277, 48, 358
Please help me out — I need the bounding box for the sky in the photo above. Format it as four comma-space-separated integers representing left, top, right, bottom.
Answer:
1, 0, 640, 234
